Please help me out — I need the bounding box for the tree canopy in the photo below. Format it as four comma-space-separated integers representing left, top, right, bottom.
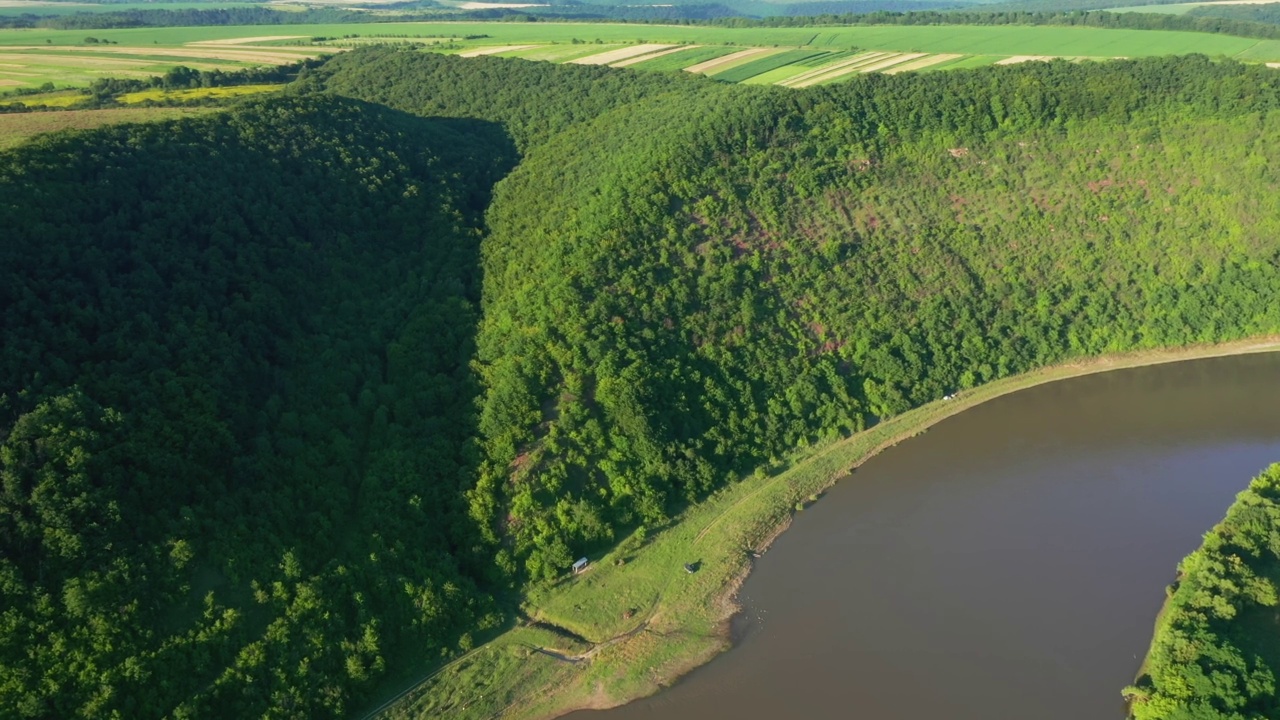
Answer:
5, 47, 1280, 717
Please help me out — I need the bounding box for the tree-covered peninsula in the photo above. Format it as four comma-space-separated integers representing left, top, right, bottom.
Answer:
1127, 464, 1280, 720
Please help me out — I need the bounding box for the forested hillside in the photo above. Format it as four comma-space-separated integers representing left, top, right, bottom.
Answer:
0, 96, 516, 717
1126, 464, 1280, 719
7, 46, 1280, 718
308, 49, 1280, 580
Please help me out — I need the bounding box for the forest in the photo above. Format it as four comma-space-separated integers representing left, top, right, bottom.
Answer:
1126, 464, 1280, 719
6, 45, 1280, 717
0, 95, 517, 717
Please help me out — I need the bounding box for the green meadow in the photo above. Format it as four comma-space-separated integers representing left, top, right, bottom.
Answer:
0, 105, 213, 148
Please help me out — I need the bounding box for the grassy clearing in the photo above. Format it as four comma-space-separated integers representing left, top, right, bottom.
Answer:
117, 83, 283, 103
0, 106, 214, 149
371, 336, 1280, 720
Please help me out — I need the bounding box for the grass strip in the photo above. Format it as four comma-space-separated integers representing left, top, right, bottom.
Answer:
369, 336, 1280, 720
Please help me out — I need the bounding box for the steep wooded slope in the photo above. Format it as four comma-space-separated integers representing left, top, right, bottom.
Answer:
0, 96, 516, 718
313, 50, 1280, 578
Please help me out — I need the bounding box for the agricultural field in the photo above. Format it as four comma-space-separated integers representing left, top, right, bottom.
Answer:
1, 20, 1279, 91
116, 82, 283, 103
0, 31, 325, 89
0, 105, 212, 148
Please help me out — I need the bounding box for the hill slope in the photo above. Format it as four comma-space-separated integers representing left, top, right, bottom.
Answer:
311, 50, 1280, 580
0, 96, 516, 717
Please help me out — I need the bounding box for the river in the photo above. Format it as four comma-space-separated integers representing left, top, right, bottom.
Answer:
568, 352, 1280, 720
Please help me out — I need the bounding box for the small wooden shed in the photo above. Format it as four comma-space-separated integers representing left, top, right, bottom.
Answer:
572, 557, 589, 574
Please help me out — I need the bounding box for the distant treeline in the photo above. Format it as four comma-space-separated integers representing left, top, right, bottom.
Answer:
707, 9, 1280, 39
0, 3, 756, 28
0, 7, 387, 29
1126, 463, 1280, 718
9, 1, 1280, 29
1189, 3, 1280, 26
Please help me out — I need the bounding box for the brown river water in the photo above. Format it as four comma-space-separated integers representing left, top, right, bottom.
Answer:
567, 352, 1280, 720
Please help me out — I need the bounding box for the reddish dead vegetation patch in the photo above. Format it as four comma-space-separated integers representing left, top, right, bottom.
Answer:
848, 157, 876, 173
807, 321, 846, 354
1029, 189, 1058, 213
948, 147, 970, 158
1087, 178, 1116, 193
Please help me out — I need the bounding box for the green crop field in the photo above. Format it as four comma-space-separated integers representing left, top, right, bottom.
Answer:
709, 48, 828, 81
630, 45, 737, 71
1, 19, 1278, 91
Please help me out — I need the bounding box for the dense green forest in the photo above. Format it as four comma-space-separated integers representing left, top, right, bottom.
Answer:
1126, 464, 1280, 719
305, 49, 1280, 580
0, 96, 516, 717
6, 46, 1280, 717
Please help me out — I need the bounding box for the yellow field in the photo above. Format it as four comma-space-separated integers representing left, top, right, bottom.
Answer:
0, 89, 86, 107
117, 83, 283, 103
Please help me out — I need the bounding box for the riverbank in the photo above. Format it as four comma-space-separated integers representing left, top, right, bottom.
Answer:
1124, 463, 1280, 719
375, 337, 1280, 720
